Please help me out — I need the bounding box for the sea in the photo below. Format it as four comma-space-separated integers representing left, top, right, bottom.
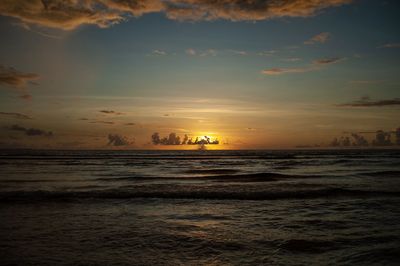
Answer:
0, 149, 400, 265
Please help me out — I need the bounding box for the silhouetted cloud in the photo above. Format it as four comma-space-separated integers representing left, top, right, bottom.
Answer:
262, 57, 345, 75
0, 65, 39, 88
90, 120, 115, 124
372, 130, 392, 146
8, 124, 53, 137
0, 112, 32, 120
0, 0, 352, 30
304, 32, 331, 44
338, 97, 400, 107
151, 132, 219, 145
99, 110, 123, 115
124, 123, 136, 126
351, 133, 368, 146
329, 128, 400, 147
107, 134, 133, 146
313, 57, 344, 65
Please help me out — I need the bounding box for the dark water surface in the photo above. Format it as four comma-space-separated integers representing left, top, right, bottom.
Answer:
1, 149, 400, 265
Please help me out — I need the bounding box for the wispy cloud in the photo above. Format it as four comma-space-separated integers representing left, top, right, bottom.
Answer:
378, 43, 400, 48
0, 112, 32, 120
229, 50, 248, 56
186, 48, 217, 57
151, 49, 167, 56
0, 0, 352, 30
282, 57, 302, 62
262, 67, 311, 75
90, 120, 115, 125
304, 32, 331, 45
349, 80, 384, 85
0, 65, 39, 89
262, 57, 345, 75
312, 57, 344, 65
8, 124, 53, 137
337, 96, 400, 107
186, 48, 197, 56
99, 110, 123, 115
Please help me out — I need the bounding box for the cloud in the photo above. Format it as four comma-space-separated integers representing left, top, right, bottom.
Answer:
90, 120, 115, 124
378, 43, 400, 49
0, 112, 32, 119
107, 134, 133, 146
282, 57, 302, 62
230, 50, 248, 56
99, 110, 123, 115
8, 124, 53, 137
19, 94, 32, 100
338, 97, 400, 107
349, 80, 383, 85
262, 57, 345, 75
124, 122, 136, 126
350, 133, 368, 146
304, 32, 331, 45
0, 65, 39, 89
262, 67, 311, 75
0, 0, 352, 30
151, 132, 219, 145
151, 49, 167, 56
312, 57, 344, 65
164, 0, 352, 21
186, 48, 196, 56
372, 130, 392, 146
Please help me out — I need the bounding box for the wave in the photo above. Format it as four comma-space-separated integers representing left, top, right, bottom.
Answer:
94, 172, 321, 182
1, 188, 399, 202
359, 170, 400, 177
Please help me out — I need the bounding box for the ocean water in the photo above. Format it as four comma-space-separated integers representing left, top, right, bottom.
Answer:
0, 149, 400, 265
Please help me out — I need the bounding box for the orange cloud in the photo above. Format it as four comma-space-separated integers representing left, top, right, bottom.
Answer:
262, 57, 345, 75
0, 0, 352, 30
0, 65, 39, 88
304, 32, 331, 45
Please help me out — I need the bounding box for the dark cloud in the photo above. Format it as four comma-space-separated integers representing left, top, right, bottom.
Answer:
107, 134, 133, 146
99, 110, 123, 115
0, 65, 39, 89
351, 133, 368, 146
330, 128, 400, 147
151, 132, 219, 145
372, 130, 392, 146
338, 97, 400, 107
90, 120, 115, 124
8, 124, 53, 137
0, 112, 32, 120
124, 122, 136, 126
0, 0, 352, 30
312, 57, 344, 65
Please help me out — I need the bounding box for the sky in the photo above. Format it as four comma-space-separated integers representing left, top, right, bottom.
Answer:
0, 0, 399, 149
